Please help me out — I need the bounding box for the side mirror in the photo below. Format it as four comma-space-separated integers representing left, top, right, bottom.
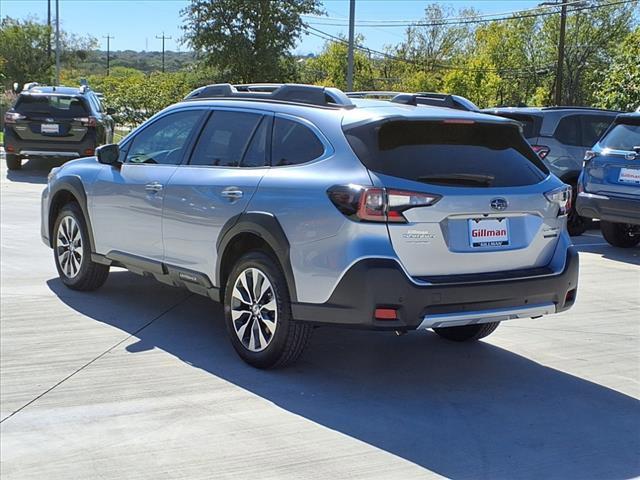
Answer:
96, 144, 120, 166
106, 107, 116, 115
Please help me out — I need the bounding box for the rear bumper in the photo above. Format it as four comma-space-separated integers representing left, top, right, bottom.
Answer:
291, 247, 579, 330
3, 130, 95, 159
576, 192, 640, 226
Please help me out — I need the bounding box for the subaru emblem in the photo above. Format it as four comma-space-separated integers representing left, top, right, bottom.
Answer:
625, 152, 637, 161
490, 198, 508, 211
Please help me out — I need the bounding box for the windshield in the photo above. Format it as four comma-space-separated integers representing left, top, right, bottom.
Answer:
344, 120, 549, 188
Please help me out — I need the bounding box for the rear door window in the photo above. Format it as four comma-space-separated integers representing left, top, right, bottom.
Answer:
494, 113, 539, 139
553, 115, 582, 146
581, 115, 614, 147
272, 117, 324, 166
344, 120, 548, 188
15, 95, 88, 117
189, 110, 263, 167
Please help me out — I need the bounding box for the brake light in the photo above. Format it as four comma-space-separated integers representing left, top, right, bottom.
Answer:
327, 185, 441, 223
442, 119, 475, 124
4, 112, 26, 124
545, 185, 572, 216
532, 145, 550, 159
74, 116, 98, 127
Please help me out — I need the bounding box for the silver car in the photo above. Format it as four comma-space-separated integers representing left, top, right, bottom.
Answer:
41, 84, 578, 368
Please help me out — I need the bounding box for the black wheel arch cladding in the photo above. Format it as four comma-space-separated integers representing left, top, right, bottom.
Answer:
216, 212, 298, 302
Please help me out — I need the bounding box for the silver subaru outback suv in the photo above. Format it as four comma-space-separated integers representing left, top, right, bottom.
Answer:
41, 84, 578, 368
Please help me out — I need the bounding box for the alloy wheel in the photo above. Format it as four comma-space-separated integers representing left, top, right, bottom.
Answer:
230, 267, 278, 352
56, 215, 83, 278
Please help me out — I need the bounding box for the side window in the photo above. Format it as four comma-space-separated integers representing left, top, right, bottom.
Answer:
190, 111, 262, 167
272, 117, 324, 166
553, 115, 581, 146
241, 117, 270, 167
126, 110, 204, 165
581, 115, 613, 147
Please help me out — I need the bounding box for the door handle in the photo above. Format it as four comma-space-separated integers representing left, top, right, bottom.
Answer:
221, 187, 243, 200
145, 182, 163, 193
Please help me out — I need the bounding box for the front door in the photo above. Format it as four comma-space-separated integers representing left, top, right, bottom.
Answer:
90, 109, 205, 262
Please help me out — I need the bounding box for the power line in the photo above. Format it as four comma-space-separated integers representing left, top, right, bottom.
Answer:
303, 0, 584, 24
304, 26, 554, 75
304, 0, 635, 28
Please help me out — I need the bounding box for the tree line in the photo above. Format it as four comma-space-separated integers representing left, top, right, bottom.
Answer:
1, 0, 638, 128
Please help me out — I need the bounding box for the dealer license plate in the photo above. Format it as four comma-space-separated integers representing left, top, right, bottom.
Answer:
469, 218, 510, 248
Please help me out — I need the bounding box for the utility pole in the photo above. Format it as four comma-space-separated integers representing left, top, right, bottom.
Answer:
554, 0, 568, 105
55, 0, 60, 85
103, 34, 115, 76
47, 0, 51, 59
156, 32, 172, 73
346, 0, 356, 91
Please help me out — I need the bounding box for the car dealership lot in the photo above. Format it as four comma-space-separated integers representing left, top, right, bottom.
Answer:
1, 158, 639, 479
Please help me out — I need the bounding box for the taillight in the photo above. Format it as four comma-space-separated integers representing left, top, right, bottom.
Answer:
545, 185, 572, 216
328, 185, 440, 223
532, 145, 550, 159
74, 116, 98, 127
4, 112, 26, 124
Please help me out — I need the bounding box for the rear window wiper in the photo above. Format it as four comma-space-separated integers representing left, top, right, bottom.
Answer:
417, 173, 495, 187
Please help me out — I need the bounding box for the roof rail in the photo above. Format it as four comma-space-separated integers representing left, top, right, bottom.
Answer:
391, 92, 479, 112
184, 83, 355, 109
346, 91, 402, 99
22, 82, 40, 91
541, 106, 623, 113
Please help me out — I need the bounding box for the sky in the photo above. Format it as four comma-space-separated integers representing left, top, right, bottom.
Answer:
1, 0, 542, 54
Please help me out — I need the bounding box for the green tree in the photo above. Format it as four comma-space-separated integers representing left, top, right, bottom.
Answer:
181, 0, 321, 82
594, 28, 639, 111
0, 17, 52, 89
300, 35, 376, 90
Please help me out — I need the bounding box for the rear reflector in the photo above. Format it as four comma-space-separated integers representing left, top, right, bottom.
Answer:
375, 308, 398, 320
84, 148, 95, 155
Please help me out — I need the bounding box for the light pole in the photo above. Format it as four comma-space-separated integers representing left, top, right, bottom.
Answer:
55, 0, 60, 85
346, 0, 356, 91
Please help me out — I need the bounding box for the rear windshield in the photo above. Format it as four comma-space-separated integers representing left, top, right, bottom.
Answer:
344, 120, 549, 188
600, 122, 640, 152
14, 95, 88, 117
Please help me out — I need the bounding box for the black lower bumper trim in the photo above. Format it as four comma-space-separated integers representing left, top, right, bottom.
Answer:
291, 247, 579, 330
576, 193, 640, 226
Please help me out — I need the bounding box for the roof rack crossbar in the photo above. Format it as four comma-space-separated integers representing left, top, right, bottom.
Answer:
184, 83, 354, 109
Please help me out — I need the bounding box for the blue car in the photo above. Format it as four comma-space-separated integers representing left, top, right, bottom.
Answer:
577, 112, 640, 247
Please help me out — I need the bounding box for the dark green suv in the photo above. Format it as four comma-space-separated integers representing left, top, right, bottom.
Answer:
3, 84, 115, 170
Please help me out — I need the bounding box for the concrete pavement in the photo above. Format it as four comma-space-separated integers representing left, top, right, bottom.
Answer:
1, 158, 639, 479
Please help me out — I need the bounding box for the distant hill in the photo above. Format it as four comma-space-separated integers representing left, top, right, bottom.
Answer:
80, 50, 197, 74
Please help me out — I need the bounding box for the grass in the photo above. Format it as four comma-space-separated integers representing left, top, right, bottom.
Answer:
0, 131, 3, 145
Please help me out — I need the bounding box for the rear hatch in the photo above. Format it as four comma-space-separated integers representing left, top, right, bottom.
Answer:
585, 116, 640, 197
9, 94, 90, 143
344, 118, 567, 278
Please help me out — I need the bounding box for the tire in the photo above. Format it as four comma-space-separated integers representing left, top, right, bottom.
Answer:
600, 221, 640, 248
224, 251, 312, 369
567, 186, 586, 236
53, 203, 110, 290
433, 322, 500, 342
6, 154, 21, 170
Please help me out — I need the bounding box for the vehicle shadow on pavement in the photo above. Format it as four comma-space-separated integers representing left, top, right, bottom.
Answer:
4, 158, 66, 185
573, 240, 640, 266
48, 273, 640, 480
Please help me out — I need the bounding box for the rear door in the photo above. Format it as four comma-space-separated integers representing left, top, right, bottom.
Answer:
585, 118, 640, 197
10, 94, 91, 146
345, 119, 562, 277
162, 108, 272, 280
